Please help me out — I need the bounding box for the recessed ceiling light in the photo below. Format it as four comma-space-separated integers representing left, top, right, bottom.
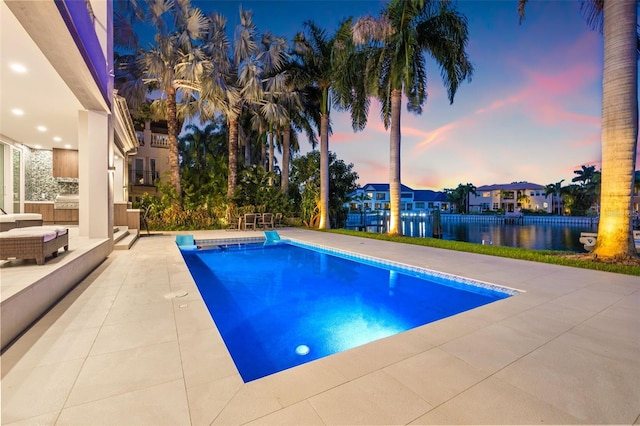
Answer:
64, 144, 72, 149
37, 125, 47, 132
10, 63, 27, 73
11, 108, 24, 116
53, 136, 62, 142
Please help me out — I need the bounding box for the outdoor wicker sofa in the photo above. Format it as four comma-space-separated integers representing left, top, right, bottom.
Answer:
0, 213, 44, 231
0, 226, 68, 265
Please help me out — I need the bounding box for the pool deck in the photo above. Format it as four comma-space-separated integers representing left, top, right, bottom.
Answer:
1, 228, 639, 425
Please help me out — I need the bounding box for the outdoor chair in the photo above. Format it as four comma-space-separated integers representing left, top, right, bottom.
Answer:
0, 213, 43, 232
261, 213, 274, 230
227, 213, 241, 231
0, 226, 69, 265
244, 213, 257, 231
274, 213, 282, 228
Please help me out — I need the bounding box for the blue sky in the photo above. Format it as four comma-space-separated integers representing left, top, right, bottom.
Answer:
187, 0, 637, 190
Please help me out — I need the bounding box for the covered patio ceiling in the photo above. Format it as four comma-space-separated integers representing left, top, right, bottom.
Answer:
0, 0, 107, 151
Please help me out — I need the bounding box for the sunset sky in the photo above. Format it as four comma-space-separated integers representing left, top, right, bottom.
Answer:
190, 0, 639, 191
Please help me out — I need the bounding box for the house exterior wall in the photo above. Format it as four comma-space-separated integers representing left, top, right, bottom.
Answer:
129, 121, 170, 203
347, 185, 451, 213
469, 182, 556, 214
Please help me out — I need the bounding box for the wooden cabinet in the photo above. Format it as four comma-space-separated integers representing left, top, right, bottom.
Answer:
53, 148, 79, 178
24, 202, 54, 223
54, 209, 79, 224
24, 202, 79, 224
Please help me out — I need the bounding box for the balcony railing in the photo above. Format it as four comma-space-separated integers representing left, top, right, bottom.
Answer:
151, 133, 169, 148
134, 132, 169, 148
130, 169, 159, 186
135, 131, 145, 146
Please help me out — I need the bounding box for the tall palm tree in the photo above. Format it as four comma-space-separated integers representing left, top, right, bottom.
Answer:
200, 9, 289, 199
519, 0, 638, 258
292, 20, 360, 229
115, 0, 209, 196
352, 0, 473, 235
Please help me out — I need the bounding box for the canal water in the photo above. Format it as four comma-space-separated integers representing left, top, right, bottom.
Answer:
348, 214, 598, 252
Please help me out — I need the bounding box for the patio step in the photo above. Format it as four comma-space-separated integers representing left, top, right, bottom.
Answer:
113, 227, 139, 250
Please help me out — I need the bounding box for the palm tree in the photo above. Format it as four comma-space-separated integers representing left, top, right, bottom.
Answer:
545, 179, 565, 215
200, 9, 289, 199
572, 164, 597, 187
292, 20, 360, 229
115, 0, 208, 196
352, 0, 473, 235
179, 121, 228, 202
519, 0, 638, 258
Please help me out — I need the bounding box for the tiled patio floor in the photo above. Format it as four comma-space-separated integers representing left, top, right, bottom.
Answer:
2, 228, 639, 425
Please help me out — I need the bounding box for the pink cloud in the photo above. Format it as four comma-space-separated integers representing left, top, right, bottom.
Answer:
570, 133, 601, 148
474, 89, 532, 115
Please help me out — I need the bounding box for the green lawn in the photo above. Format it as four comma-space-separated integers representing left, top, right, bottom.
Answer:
326, 229, 640, 276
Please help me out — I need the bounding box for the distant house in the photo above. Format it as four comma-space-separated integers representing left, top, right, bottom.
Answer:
346, 183, 451, 213
413, 189, 450, 212
468, 181, 556, 214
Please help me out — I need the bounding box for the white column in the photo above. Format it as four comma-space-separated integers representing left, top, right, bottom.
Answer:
78, 110, 112, 239
113, 154, 125, 203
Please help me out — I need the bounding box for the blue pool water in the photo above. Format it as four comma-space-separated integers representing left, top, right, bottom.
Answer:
180, 240, 513, 382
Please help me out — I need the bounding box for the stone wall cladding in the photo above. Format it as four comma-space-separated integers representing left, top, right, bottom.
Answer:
25, 149, 79, 201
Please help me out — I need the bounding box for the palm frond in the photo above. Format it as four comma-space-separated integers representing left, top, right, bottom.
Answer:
580, 0, 604, 33
234, 7, 257, 66
417, 5, 474, 103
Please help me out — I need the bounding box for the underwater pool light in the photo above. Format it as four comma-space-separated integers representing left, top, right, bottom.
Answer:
295, 345, 310, 355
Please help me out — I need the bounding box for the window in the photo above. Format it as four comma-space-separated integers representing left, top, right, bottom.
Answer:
150, 158, 157, 181
134, 158, 144, 184
416, 202, 424, 209
376, 193, 386, 200
428, 202, 434, 208
384, 203, 390, 210
482, 192, 490, 198
493, 202, 499, 210
375, 203, 381, 209
401, 192, 412, 199
406, 203, 413, 210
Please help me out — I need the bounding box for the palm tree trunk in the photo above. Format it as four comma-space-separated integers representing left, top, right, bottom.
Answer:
227, 114, 239, 199
593, 0, 638, 259
261, 134, 267, 169
166, 87, 181, 195
281, 125, 291, 194
244, 131, 251, 166
268, 129, 275, 186
268, 130, 274, 172
388, 88, 402, 236
319, 113, 330, 229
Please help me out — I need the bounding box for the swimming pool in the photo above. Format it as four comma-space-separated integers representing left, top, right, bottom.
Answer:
180, 239, 515, 382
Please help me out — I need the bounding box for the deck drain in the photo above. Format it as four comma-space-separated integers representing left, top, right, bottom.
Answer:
164, 290, 188, 299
